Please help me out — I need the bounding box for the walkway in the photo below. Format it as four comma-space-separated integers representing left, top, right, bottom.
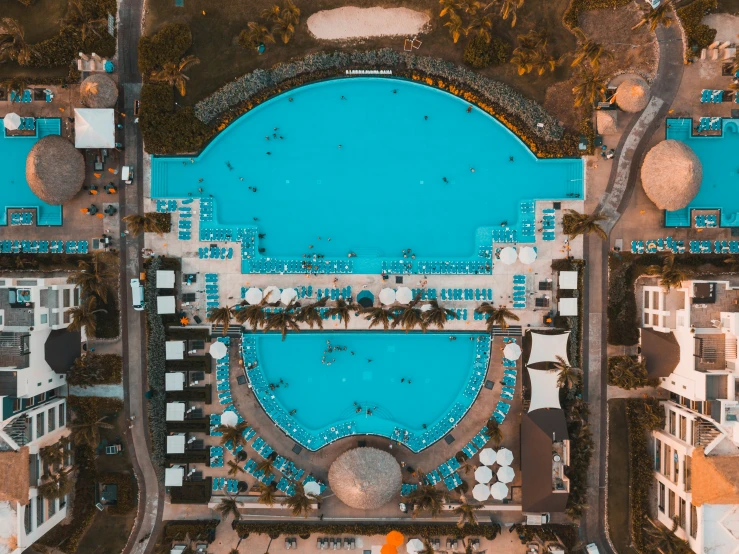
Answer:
70, 384, 124, 398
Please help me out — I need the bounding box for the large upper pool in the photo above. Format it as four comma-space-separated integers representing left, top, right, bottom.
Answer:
152, 78, 583, 274
241, 332, 490, 452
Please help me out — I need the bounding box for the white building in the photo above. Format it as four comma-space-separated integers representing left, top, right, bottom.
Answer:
0, 277, 81, 553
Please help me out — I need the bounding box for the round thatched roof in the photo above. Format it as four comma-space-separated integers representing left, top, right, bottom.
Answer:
641, 140, 702, 211
596, 110, 618, 134
26, 136, 85, 205
328, 447, 401, 510
80, 74, 118, 109
616, 77, 650, 113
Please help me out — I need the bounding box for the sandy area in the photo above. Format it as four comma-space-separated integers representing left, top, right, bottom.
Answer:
307, 6, 430, 41
702, 13, 739, 43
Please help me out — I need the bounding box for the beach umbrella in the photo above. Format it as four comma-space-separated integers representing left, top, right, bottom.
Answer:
3, 113, 20, 131
245, 287, 263, 305
503, 343, 522, 361
263, 286, 281, 304
406, 539, 424, 553
496, 447, 514, 466
304, 481, 322, 496
519, 246, 537, 264
220, 410, 238, 427
500, 247, 517, 265
490, 481, 509, 500
497, 465, 515, 484
381, 545, 397, 554
395, 287, 413, 305
280, 287, 298, 305
386, 532, 404, 547
474, 465, 493, 484
209, 341, 227, 360
472, 483, 491, 501
479, 448, 497, 466
380, 288, 396, 305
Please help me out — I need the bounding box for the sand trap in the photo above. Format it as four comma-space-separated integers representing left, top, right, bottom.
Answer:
307, 7, 430, 41
702, 13, 739, 44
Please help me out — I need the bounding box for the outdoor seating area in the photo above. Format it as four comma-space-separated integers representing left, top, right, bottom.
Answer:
695, 214, 717, 228
512, 275, 527, 309
0, 240, 89, 254
697, 116, 723, 132
630, 237, 687, 254
700, 89, 725, 103
632, 238, 739, 255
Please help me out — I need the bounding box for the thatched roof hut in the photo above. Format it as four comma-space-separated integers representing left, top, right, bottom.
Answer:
641, 140, 702, 211
26, 135, 85, 205
615, 77, 650, 113
596, 110, 618, 134
328, 447, 401, 510
0, 447, 29, 505
80, 74, 118, 109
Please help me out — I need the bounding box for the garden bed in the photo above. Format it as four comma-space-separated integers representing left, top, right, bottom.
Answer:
607, 400, 639, 554
166, 328, 212, 341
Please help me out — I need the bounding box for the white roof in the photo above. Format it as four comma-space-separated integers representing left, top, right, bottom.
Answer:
527, 331, 570, 366
165, 466, 184, 486
157, 296, 176, 314
703, 504, 739, 554
74, 108, 115, 148
166, 402, 185, 421
165, 372, 185, 391
166, 434, 185, 454
559, 298, 578, 317
559, 271, 578, 289
165, 340, 185, 360
156, 270, 176, 288
527, 368, 563, 412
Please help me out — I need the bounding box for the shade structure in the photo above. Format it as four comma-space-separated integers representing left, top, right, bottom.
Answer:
245, 287, 263, 305
166, 402, 185, 421
615, 76, 650, 113
263, 286, 281, 304
165, 340, 185, 360
3, 112, 20, 131
328, 447, 402, 510
395, 287, 413, 305
357, 290, 374, 308
490, 481, 509, 500
479, 448, 497, 466
527, 368, 563, 412
641, 140, 702, 211
380, 288, 396, 305
26, 135, 85, 205
166, 434, 185, 454
209, 341, 228, 360
80, 73, 119, 108
156, 270, 175, 288
528, 331, 570, 366
74, 108, 115, 148
472, 482, 491, 501
406, 539, 424, 553
496, 447, 514, 466
157, 296, 175, 314
559, 298, 578, 316
497, 465, 515, 484
280, 287, 298, 305
559, 271, 578, 290
518, 246, 537, 265
385, 532, 404, 547
474, 465, 493, 484
500, 247, 517, 265
165, 372, 184, 391
304, 481, 322, 496
165, 467, 184, 487
381, 545, 397, 554
220, 410, 239, 427
504, 343, 522, 361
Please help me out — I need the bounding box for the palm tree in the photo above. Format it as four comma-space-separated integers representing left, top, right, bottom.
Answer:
646, 254, 686, 292
609, 356, 649, 389
571, 29, 613, 71
40, 438, 70, 468
418, 539, 437, 554
255, 457, 275, 477
71, 416, 113, 447
444, 13, 469, 44
530, 48, 562, 76
632, 1, 673, 32
497, 0, 524, 27
439, 0, 462, 18
65, 0, 108, 41
562, 208, 608, 240
122, 213, 169, 237
361, 305, 393, 330
234, 300, 268, 331
208, 305, 234, 335
227, 460, 245, 477
216, 495, 241, 521
572, 68, 608, 108
296, 297, 328, 329
483, 418, 503, 447
264, 301, 300, 340
239, 21, 276, 50
457, 459, 476, 476
261, 4, 282, 20
281, 0, 301, 25
454, 497, 481, 528
271, 14, 296, 44
326, 298, 358, 329
553, 355, 581, 389
215, 421, 250, 450
510, 48, 533, 75
283, 482, 318, 517
68, 296, 106, 338
150, 55, 201, 96
0, 18, 36, 65
421, 300, 457, 330
643, 517, 690, 554
393, 296, 425, 332
38, 467, 73, 500
468, 12, 494, 43
67, 252, 116, 301
255, 482, 278, 506
409, 482, 446, 517
474, 302, 520, 331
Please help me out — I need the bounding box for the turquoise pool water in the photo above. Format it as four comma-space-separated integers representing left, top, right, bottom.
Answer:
0, 119, 63, 226
241, 332, 490, 451
665, 118, 739, 227
152, 78, 583, 273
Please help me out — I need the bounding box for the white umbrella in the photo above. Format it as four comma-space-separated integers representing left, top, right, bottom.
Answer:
496, 447, 514, 466
220, 410, 238, 427
479, 448, 497, 466
304, 481, 322, 496
519, 246, 537, 264
472, 483, 491, 501
379, 288, 396, 305
395, 287, 413, 305
280, 287, 298, 306
263, 285, 281, 304
406, 539, 424, 553
245, 287, 263, 305
497, 465, 515, 484
503, 343, 522, 361
474, 465, 493, 484
499, 247, 517, 265
3, 113, 21, 131
209, 341, 227, 360
490, 481, 509, 500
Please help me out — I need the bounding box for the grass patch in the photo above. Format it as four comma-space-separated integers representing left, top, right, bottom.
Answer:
608, 400, 639, 554
0, 0, 66, 43
68, 353, 123, 386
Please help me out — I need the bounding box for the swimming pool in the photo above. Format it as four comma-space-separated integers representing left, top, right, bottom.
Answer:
665, 118, 739, 227
241, 332, 490, 452
152, 78, 583, 274
0, 119, 63, 226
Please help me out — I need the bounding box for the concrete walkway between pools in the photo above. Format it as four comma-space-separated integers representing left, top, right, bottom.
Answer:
70, 384, 124, 398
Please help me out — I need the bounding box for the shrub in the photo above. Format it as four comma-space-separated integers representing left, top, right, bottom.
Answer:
607, 256, 640, 346
68, 353, 123, 386
145, 258, 167, 479
164, 520, 220, 541
463, 35, 511, 69
608, 355, 658, 389
139, 94, 213, 155
233, 522, 502, 540
98, 472, 136, 514
677, 0, 718, 52
166, 356, 211, 373
563, 383, 593, 519
138, 23, 192, 75
562, 0, 631, 33
0, 253, 92, 272
141, 82, 175, 114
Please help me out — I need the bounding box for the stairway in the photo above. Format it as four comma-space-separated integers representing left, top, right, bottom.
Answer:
490, 325, 522, 337
726, 336, 737, 361
695, 419, 722, 447
3, 415, 30, 447
210, 325, 242, 338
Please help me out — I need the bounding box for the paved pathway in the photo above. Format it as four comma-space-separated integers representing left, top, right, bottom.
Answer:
70, 384, 124, 398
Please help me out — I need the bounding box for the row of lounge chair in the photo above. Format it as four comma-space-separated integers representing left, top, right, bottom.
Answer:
156, 199, 178, 213
245, 258, 354, 274
205, 273, 220, 313
700, 89, 723, 103
0, 240, 88, 254
200, 198, 214, 222
440, 288, 494, 301
512, 275, 527, 309
697, 117, 722, 132
695, 214, 717, 228
631, 237, 686, 254
211, 477, 239, 493
542, 209, 556, 241
316, 538, 356, 550
198, 246, 234, 260
9, 89, 33, 103
10, 212, 33, 225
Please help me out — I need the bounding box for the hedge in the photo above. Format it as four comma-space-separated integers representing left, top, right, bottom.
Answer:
234, 522, 503, 540
676, 0, 718, 53
138, 23, 192, 76
145, 258, 167, 480
562, 0, 632, 34
166, 328, 212, 341
169, 479, 213, 504
98, 472, 136, 514
0, 253, 92, 272
165, 451, 209, 464
463, 35, 511, 69
165, 386, 212, 403
68, 353, 123, 386
166, 356, 212, 373
164, 520, 220, 541
563, 382, 593, 519
166, 418, 210, 432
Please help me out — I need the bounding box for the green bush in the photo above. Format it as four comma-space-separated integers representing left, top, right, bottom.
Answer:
608, 355, 657, 389
677, 0, 718, 52
562, 0, 631, 33
463, 35, 511, 69
164, 520, 219, 541
234, 522, 502, 540
68, 353, 123, 386
98, 472, 136, 514
138, 23, 192, 75
0, 253, 92, 272
141, 83, 175, 114
607, 256, 641, 346
139, 96, 213, 155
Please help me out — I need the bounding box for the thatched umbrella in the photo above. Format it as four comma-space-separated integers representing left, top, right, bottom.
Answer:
596, 110, 618, 134
26, 135, 85, 205
80, 74, 119, 109
641, 140, 702, 211
328, 447, 402, 510
615, 77, 650, 113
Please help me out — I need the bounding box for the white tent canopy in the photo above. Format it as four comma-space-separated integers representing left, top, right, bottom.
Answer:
518, 246, 537, 264
406, 539, 424, 553
245, 287, 263, 305
527, 368, 563, 412
474, 465, 493, 484
527, 331, 570, 366
3, 113, 20, 131
157, 296, 176, 314
497, 465, 515, 484
472, 483, 491, 501
220, 410, 239, 427
490, 481, 509, 500
304, 481, 322, 496
74, 108, 115, 148
281, 288, 298, 306
395, 287, 413, 305
165, 467, 184, 487
167, 434, 185, 454
504, 343, 522, 361
499, 247, 517, 265
559, 298, 578, 316
166, 402, 185, 421
479, 448, 497, 466
380, 288, 396, 305
165, 372, 184, 391
496, 447, 514, 466
209, 341, 227, 360
559, 271, 578, 290
165, 340, 185, 360
156, 270, 175, 288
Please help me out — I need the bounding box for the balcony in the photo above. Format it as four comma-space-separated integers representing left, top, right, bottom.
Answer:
0, 289, 34, 327
0, 332, 30, 369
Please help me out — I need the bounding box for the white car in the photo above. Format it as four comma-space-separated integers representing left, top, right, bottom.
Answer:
586, 544, 600, 554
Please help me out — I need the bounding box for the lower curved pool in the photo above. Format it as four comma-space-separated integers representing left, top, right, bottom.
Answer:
241, 332, 491, 451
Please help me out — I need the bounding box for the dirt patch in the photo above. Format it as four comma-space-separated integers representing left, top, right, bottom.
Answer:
544, 79, 587, 130
307, 7, 430, 40
702, 13, 739, 42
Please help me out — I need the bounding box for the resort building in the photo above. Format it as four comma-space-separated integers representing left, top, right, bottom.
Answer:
0, 277, 79, 553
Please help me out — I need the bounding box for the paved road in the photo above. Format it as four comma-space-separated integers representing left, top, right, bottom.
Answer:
583, 23, 684, 553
